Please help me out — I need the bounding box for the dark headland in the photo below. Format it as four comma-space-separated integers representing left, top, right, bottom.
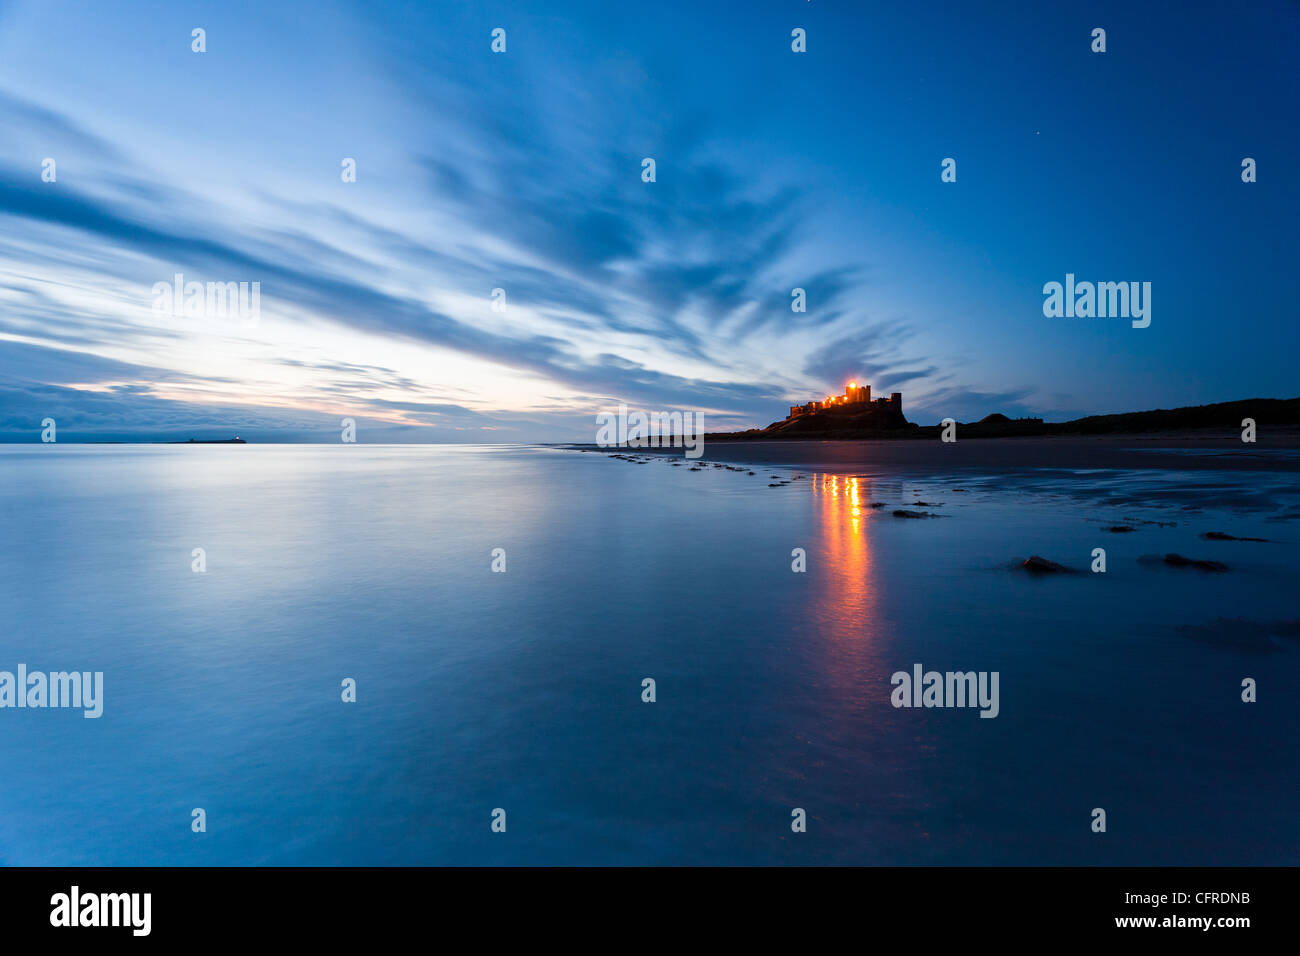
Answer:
164, 437, 247, 444
570, 393, 1300, 475
709, 396, 1300, 441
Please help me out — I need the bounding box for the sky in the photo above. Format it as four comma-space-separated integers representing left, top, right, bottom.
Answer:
0, 0, 1296, 442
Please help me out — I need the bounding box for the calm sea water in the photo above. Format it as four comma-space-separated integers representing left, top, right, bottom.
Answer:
0, 444, 1296, 865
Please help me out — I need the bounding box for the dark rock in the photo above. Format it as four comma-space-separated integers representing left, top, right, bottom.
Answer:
1201, 531, 1269, 542
1163, 553, 1229, 572
1020, 555, 1072, 574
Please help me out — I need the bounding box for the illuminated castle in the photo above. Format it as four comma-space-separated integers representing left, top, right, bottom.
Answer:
787, 382, 902, 420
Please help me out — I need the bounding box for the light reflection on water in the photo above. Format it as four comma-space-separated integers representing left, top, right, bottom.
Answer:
809, 473, 878, 657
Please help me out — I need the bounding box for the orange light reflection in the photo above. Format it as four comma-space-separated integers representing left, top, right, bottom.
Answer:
810, 473, 878, 642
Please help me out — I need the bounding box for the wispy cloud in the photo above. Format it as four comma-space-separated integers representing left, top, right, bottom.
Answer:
0, 74, 866, 439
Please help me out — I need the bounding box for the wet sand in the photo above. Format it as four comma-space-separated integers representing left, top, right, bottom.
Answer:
566, 433, 1300, 475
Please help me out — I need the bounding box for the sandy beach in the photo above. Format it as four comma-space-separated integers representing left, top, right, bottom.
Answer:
567, 432, 1300, 475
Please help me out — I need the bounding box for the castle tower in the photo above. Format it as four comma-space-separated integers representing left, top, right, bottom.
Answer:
845, 382, 870, 404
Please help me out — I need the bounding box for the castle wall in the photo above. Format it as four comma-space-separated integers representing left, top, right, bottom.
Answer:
784, 385, 903, 422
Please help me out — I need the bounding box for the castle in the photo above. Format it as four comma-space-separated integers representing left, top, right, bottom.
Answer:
788, 382, 902, 420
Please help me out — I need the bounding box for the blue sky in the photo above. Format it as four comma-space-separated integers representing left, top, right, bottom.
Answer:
0, 0, 1296, 441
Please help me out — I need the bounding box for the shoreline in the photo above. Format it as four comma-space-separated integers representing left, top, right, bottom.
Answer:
564, 431, 1300, 475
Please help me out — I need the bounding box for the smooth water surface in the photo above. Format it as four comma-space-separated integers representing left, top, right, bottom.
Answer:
0, 444, 1296, 864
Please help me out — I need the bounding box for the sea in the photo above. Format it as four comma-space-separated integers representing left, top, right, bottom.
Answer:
0, 442, 1296, 865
